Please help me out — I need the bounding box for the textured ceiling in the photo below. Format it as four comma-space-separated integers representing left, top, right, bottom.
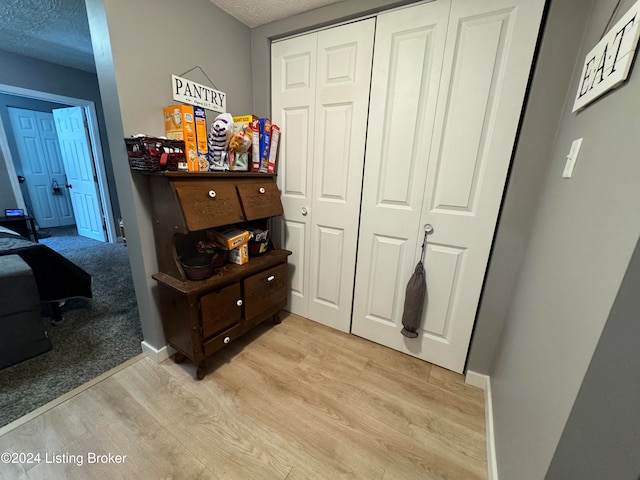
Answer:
0, 0, 95, 72
209, 0, 345, 28
0, 0, 340, 74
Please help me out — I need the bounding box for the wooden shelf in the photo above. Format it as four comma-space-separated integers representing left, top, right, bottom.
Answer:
152, 249, 291, 295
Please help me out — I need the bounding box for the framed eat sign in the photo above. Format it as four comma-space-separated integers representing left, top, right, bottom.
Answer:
573, 0, 640, 112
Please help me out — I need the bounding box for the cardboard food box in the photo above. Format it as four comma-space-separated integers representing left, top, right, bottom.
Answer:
267, 124, 280, 174
258, 118, 272, 173
230, 115, 257, 171
251, 117, 261, 172
163, 104, 199, 172
207, 227, 250, 250
194, 106, 209, 171
228, 243, 249, 265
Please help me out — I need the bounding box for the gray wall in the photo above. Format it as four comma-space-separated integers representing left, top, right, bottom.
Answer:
486, 0, 640, 478
546, 235, 640, 479
251, 0, 419, 117
467, 0, 591, 373
85, 0, 253, 349
0, 49, 119, 219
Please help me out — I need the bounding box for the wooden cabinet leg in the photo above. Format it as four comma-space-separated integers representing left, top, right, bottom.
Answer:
272, 312, 282, 325
196, 363, 206, 380
173, 352, 186, 364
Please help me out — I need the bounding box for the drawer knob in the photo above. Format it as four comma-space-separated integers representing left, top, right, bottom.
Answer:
259, 187, 266, 194
208, 190, 216, 198
267, 275, 275, 282
223, 336, 230, 344
236, 299, 243, 307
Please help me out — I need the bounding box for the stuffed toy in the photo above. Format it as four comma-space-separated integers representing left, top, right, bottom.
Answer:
207, 113, 233, 170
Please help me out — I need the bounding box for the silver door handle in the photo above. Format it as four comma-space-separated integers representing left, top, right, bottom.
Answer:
424, 224, 434, 235
301, 207, 308, 216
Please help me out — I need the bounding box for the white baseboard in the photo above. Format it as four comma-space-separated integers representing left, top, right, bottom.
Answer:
141, 341, 176, 363
466, 371, 498, 480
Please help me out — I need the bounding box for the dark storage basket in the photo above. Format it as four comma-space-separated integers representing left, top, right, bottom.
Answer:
125, 136, 185, 172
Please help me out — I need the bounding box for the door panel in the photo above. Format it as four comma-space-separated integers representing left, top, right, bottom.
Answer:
352, 0, 451, 347
307, 19, 375, 332
272, 19, 375, 331
8, 108, 75, 228
53, 107, 106, 242
354, 0, 545, 373
272, 33, 317, 317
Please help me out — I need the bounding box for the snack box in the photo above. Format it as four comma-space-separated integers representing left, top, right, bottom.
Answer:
228, 243, 249, 265
163, 104, 199, 172
259, 118, 272, 173
267, 125, 280, 174
251, 117, 260, 172
194, 106, 209, 171
207, 227, 250, 250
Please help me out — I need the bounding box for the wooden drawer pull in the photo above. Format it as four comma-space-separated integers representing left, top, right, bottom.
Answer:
236, 299, 243, 306
208, 190, 216, 198
259, 187, 266, 194
267, 275, 275, 282
223, 336, 230, 344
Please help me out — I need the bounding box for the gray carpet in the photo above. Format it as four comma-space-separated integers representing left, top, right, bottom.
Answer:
0, 226, 142, 428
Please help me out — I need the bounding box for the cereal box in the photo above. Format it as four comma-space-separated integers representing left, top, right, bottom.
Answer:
267, 125, 280, 174
163, 104, 199, 172
194, 106, 209, 171
251, 117, 260, 172
259, 118, 272, 173
230, 115, 257, 171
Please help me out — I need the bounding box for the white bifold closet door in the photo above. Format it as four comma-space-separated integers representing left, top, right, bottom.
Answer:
271, 19, 375, 332
352, 0, 545, 372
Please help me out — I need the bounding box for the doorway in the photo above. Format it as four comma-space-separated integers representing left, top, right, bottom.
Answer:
0, 84, 117, 243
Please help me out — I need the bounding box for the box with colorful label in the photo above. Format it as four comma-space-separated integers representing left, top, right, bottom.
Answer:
194, 106, 209, 171
230, 115, 257, 171
251, 117, 261, 172
259, 118, 272, 173
228, 243, 249, 265
267, 124, 280, 174
207, 227, 250, 250
163, 104, 199, 172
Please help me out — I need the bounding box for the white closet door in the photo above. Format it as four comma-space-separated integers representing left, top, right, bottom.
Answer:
272, 33, 317, 318
351, 1, 451, 352
272, 19, 375, 331
353, 0, 545, 373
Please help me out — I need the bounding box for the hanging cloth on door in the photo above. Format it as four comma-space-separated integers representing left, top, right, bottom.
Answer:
401, 228, 430, 338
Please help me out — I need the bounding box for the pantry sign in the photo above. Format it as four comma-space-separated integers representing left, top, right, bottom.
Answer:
171, 75, 226, 113
573, 0, 640, 112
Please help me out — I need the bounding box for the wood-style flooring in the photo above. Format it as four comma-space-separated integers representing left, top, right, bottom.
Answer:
0, 313, 487, 479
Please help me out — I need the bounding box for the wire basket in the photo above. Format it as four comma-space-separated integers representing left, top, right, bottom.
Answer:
125, 136, 185, 172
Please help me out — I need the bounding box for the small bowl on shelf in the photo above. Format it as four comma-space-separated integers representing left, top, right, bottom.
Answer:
180, 254, 216, 281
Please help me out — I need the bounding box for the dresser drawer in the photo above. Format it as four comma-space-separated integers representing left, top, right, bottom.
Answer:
203, 322, 244, 357
174, 180, 244, 231
244, 263, 288, 324
200, 283, 243, 338
236, 182, 284, 220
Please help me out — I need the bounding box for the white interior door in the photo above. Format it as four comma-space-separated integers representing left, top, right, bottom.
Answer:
272, 19, 375, 331
8, 108, 75, 228
53, 107, 107, 242
352, 0, 545, 372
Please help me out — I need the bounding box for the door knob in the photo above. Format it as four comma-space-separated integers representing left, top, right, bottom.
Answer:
259, 187, 266, 194
424, 224, 434, 235
65, 183, 72, 189
208, 190, 216, 198
301, 207, 308, 216
236, 299, 243, 307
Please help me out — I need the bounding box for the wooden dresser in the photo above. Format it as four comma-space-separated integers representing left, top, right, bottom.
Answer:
146, 172, 291, 379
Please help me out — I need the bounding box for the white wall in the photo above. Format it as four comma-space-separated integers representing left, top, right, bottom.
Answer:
85, 0, 254, 349
487, 0, 640, 478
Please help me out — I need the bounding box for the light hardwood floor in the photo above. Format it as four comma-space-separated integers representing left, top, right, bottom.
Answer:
0, 313, 487, 479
